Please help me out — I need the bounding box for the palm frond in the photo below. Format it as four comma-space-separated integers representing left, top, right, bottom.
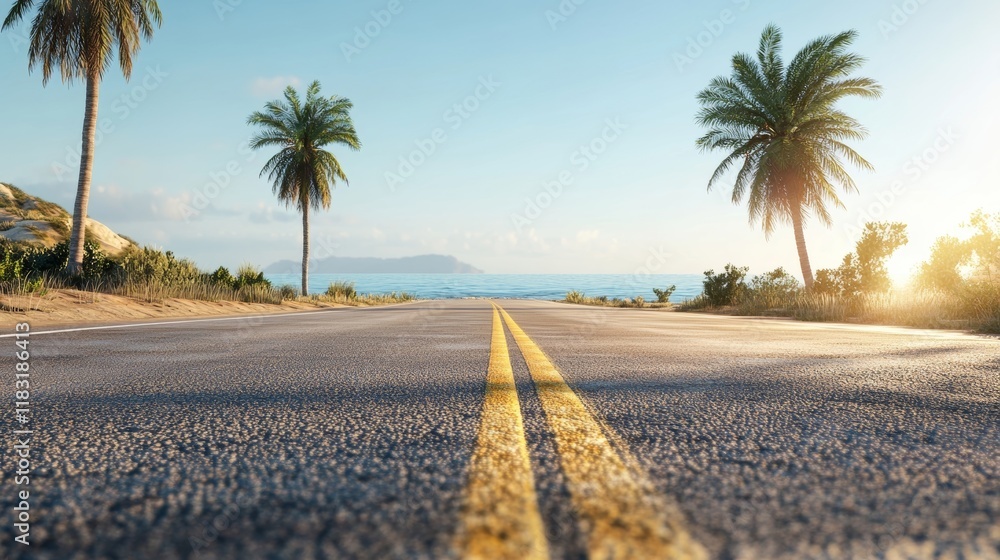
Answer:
248, 81, 361, 213
10, 0, 161, 84
2, 0, 35, 29
695, 24, 880, 238
757, 23, 784, 90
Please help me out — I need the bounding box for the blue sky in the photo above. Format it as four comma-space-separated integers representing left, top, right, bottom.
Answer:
1, 0, 998, 277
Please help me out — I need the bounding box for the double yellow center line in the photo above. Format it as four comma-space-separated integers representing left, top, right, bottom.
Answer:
453, 305, 549, 559
455, 303, 706, 560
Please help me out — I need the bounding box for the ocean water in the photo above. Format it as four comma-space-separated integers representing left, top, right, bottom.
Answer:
264, 273, 704, 302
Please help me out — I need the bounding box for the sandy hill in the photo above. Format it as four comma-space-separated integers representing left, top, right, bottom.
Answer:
0, 182, 133, 255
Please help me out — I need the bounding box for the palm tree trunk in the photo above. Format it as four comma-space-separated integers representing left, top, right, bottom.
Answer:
301, 202, 310, 297
791, 206, 815, 289
67, 73, 101, 276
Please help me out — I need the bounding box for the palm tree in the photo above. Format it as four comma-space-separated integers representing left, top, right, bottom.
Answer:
248, 81, 361, 296
695, 25, 881, 288
3, 0, 162, 276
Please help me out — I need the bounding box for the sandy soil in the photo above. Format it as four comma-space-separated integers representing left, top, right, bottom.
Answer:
0, 289, 343, 328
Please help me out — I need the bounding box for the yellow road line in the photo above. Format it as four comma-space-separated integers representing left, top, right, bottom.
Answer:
497, 304, 707, 560
454, 304, 550, 560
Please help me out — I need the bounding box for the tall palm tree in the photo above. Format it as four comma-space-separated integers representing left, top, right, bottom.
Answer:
695, 24, 881, 288
3, 0, 162, 276
248, 81, 361, 296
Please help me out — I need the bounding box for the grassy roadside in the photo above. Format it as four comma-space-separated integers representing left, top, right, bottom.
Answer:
678, 291, 999, 334
560, 287, 998, 334
560, 215, 1000, 335
562, 287, 678, 309
0, 287, 419, 328
0, 241, 419, 327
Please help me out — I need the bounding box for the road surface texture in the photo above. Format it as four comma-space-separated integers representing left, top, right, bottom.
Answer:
1, 300, 997, 559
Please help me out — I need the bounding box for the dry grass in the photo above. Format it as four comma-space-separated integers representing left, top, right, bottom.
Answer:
712, 286, 1000, 333
564, 291, 673, 309
112, 279, 284, 305
680, 287, 999, 334
113, 279, 232, 303
790, 288, 999, 333
308, 291, 417, 306
0, 290, 46, 314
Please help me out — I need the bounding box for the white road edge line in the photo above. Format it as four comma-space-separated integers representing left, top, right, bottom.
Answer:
0, 300, 426, 337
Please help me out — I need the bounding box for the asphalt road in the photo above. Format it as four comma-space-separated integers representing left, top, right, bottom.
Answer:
1, 300, 997, 559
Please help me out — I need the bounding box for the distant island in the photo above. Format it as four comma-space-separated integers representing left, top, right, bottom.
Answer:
264, 254, 484, 274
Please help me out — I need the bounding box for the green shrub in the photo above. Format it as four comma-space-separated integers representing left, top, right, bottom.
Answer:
326, 280, 357, 300
113, 246, 225, 302
967, 211, 1000, 280
233, 264, 271, 291
0, 236, 409, 309
738, 268, 801, 315
118, 246, 201, 286
279, 284, 299, 300
0, 240, 114, 289
18, 240, 120, 284
814, 222, 908, 298
917, 211, 1000, 292
652, 285, 676, 303
0, 250, 25, 282
916, 235, 968, 292
0, 251, 44, 294
208, 266, 237, 289
702, 264, 748, 306
812, 268, 840, 296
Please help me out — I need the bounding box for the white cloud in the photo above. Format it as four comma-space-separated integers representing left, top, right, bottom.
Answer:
90, 184, 190, 222
249, 202, 297, 224
250, 76, 302, 97
149, 188, 195, 222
